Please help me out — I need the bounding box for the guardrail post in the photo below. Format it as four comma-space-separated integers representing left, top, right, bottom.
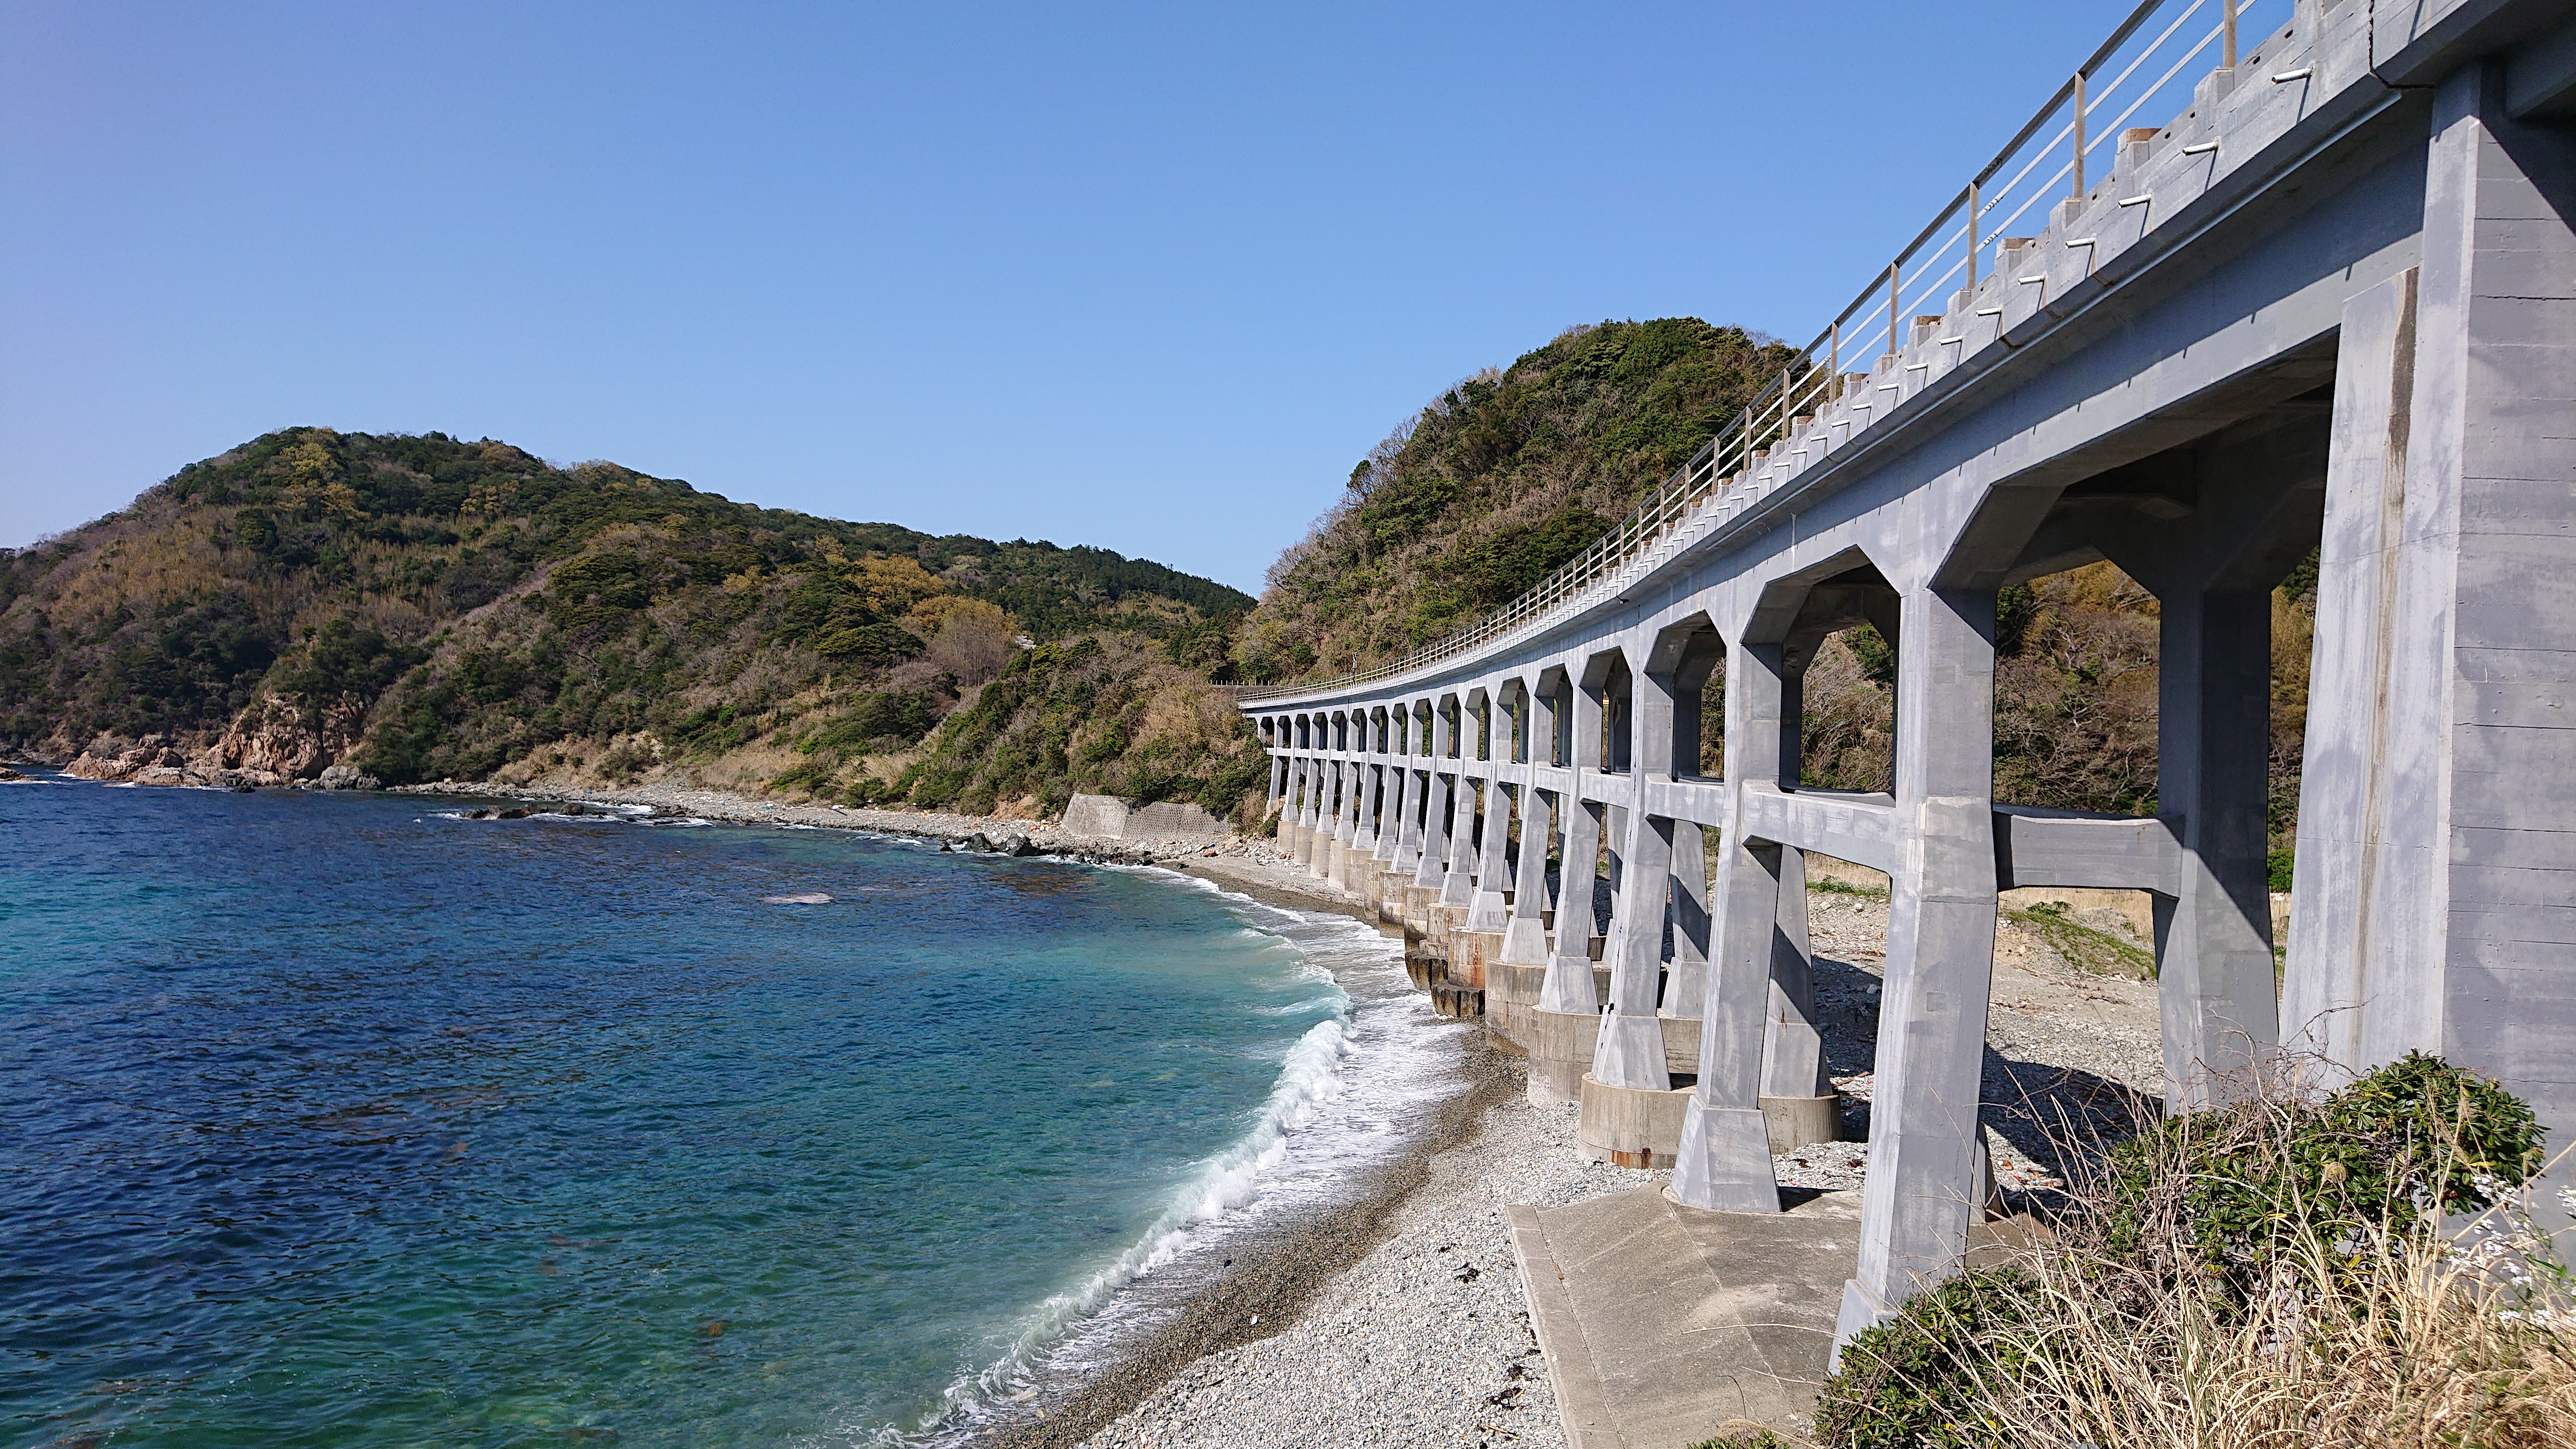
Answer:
2072, 70, 2088, 199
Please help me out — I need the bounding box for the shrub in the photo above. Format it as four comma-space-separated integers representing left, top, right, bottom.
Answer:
2100, 1049, 2543, 1301
1806, 1054, 2570, 1449
1811, 1270, 2035, 1449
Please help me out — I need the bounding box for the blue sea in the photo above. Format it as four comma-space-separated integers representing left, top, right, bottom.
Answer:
0, 775, 1449, 1448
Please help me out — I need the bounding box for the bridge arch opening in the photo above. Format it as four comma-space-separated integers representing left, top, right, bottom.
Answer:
1746, 549, 1904, 796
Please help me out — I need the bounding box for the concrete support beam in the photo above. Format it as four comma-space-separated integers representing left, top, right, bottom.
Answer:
1541, 798, 1606, 1014
1439, 767, 1480, 907
1991, 806, 2183, 893
2153, 585, 2283, 1106
1468, 777, 1515, 931
1412, 771, 1451, 891
1664, 820, 1712, 1023
1837, 587, 1999, 1353
1594, 811, 1676, 1090
2285, 269, 2417, 1068
2290, 66, 2576, 1208
1676, 633, 1791, 1212
1504, 786, 1557, 966
1392, 766, 1425, 877
1762, 848, 1833, 1102
1735, 785, 1901, 876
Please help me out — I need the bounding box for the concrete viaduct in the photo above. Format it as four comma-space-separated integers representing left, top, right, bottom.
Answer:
1235, 0, 2576, 1349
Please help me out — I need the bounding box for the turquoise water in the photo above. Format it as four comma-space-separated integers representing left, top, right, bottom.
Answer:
0, 777, 1433, 1447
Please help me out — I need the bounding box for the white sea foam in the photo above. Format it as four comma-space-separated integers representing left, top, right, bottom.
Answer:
898, 865, 1453, 1448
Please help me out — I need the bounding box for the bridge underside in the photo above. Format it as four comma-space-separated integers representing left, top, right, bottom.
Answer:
1246, 0, 2576, 1353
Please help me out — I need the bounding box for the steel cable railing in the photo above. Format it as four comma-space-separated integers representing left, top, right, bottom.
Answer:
1236, 0, 2288, 705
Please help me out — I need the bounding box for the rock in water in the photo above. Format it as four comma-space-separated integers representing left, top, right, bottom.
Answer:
0, 765, 24, 782
316, 764, 381, 791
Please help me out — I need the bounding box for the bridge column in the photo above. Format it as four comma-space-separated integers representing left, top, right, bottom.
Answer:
1664, 822, 1711, 1032
1502, 786, 1554, 966
1762, 849, 1837, 1125
1307, 760, 1338, 879
1348, 759, 1382, 892
1297, 757, 1326, 869
2153, 584, 2281, 1108
1378, 762, 1414, 916
1533, 790, 1607, 1107
1409, 768, 1451, 923
1837, 587, 1999, 1351
1283, 757, 1309, 854
1593, 809, 1675, 1090
2288, 65, 2576, 1210
1330, 754, 1361, 885
1467, 776, 1514, 930
1677, 635, 1790, 1212
1438, 768, 1479, 908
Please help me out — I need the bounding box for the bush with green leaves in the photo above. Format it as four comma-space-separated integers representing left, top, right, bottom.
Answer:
1810, 1269, 2036, 1449
2101, 1049, 2544, 1301
1807, 1053, 2549, 1449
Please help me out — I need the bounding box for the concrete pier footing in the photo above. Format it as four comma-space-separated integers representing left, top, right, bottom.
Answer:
1576, 1073, 1695, 1170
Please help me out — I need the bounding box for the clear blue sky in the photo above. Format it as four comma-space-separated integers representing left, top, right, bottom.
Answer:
2, 2, 2119, 592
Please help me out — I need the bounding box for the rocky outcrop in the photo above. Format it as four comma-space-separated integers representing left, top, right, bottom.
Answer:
62, 697, 382, 792
204, 695, 366, 783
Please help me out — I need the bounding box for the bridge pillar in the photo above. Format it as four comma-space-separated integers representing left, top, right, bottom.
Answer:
1438, 769, 1479, 909
1309, 761, 1341, 881
2288, 63, 2576, 1210
1532, 791, 1606, 1108
1309, 763, 1329, 861
1501, 785, 1554, 967
1467, 776, 1515, 930
1761, 847, 1840, 1150
1836, 587, 1999, 1352
1593, 810, 1675, 1090
1407, 769, 1450, 929
1348, 761, 1382, 891
1284, 757, 1310, 856
1662, 820, 1711, 1051
1677, 636, 1789, 1212
2153, 584, 2282, 1109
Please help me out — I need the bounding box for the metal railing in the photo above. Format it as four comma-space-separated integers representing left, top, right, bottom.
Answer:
1236, 0, 2287, 706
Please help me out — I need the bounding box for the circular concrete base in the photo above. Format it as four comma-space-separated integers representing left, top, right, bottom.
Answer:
1759, 1094, 1844, 1153
1576, 1073, 1695, 1170
1527, 1053, 1589, 1108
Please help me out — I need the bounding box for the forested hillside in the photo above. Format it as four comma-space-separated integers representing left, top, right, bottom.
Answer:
1233, 318, 1795, 680
0, 428, 1262, 810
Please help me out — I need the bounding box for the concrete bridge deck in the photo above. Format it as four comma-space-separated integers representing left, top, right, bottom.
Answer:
1233, 0, 2576, 1383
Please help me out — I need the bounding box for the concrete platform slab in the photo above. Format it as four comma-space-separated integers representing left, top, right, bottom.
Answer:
1506, 1186, 1863, 1447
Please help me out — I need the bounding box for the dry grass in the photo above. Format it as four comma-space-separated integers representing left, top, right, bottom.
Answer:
1842, 1069, 2576, 1449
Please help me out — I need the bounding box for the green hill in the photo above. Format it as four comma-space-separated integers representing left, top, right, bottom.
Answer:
0, 427, 1259, 806
1234, 318, 1797, 681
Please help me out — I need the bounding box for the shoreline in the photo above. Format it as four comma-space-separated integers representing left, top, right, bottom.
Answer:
408, 773, 1494, 1447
